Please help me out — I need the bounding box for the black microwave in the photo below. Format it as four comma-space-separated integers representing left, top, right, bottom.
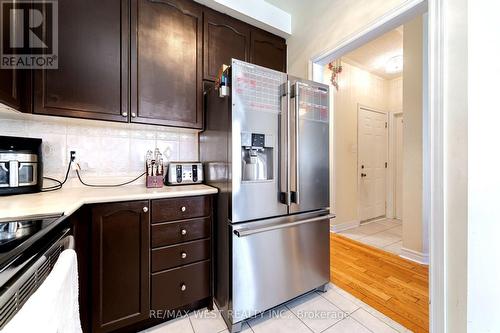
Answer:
0, 136, 43, 196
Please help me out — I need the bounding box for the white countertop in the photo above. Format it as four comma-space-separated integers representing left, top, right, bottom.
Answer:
0, 184, 218, 221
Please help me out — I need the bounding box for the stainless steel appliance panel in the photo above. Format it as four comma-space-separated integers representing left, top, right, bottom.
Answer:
166, 162, 204, 185
0, 137, 42, 196
231, 211, 330, 323
289, 79, 330, 213
230, 60, 288, 222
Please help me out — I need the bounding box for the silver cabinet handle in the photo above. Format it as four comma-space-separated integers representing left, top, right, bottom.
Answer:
181, 229, 187, 236
143, 206, 148, 213
180, 284, 186, 291
181, 252, 187, 259
122, 112, 128, 117
234, 214, 334, 237
131, 112, 136, 118
181, 206, 187, 212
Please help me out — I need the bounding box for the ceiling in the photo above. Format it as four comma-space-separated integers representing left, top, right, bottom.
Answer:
264, 0, 300, 12
343, 27, 403, 80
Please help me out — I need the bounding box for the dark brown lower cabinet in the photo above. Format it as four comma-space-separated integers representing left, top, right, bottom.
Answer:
152, 260, 210, 310
75, 195, 213, 333
150, 195, 214, 315
91, 201, 150, 333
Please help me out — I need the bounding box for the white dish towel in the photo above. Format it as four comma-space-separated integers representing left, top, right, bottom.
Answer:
2, 249, 82, 333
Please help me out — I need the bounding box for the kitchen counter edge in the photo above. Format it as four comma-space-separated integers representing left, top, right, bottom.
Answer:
0, 184, 218, 221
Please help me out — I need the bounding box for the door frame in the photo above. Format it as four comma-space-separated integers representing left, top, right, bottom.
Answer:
390, 112, 404, 219
357, 104, 389, 223
309, 0, 445, 332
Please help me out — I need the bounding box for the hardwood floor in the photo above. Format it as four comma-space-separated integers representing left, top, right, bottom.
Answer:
330, 233, 429, 333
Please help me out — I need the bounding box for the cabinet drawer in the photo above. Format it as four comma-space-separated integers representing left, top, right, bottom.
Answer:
152, 196, 210, 223
151, 260, 210, 311
152, 239, 210, 272
151, 217, 210, 247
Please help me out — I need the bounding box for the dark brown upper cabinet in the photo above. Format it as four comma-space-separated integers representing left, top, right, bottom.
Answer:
203, 9, 250, 81
131, 0, 203, 129
0, 69, 21, 110
91, 201, 150, 333
33, 0, 129, 122
250, 29, 287, 72
0, 69, 29, 112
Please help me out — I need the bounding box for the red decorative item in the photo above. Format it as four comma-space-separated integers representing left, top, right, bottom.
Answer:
328, 59, 343, 91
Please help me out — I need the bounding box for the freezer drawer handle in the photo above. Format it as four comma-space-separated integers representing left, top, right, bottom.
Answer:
234, 214, 334, 237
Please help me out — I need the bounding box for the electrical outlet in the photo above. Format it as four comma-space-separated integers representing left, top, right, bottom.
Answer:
70, 151, 77, 162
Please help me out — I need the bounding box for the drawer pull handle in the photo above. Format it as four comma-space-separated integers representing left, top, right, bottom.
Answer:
181, 229, 187, 236
181, 206, 187, 212
180, 284, 187, 291
143, 206, 148, 213
181, 252, 187, 259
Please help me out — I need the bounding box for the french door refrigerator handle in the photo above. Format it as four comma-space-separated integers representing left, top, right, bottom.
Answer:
234, 214, 334, 237
291, 82, 300, 205
279, 81, 291, 206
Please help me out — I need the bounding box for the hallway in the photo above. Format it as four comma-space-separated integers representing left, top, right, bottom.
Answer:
337, 219, 403, 254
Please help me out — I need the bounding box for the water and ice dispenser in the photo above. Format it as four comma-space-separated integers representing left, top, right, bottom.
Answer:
241, 133, 273, 182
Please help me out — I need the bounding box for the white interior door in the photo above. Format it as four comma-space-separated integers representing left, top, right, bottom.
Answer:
358, 107, 388, 222
394, 114, 404, 220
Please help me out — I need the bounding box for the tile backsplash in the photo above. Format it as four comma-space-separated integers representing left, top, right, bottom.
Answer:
0, 104, 199, 182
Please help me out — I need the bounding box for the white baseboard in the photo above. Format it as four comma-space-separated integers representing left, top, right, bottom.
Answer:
400, 247, 429, 265
330, 220, 360, 233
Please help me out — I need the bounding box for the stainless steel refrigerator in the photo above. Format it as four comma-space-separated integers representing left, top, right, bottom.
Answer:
200, 59, 331, 333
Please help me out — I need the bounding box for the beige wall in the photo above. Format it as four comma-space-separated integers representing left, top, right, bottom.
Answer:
323, 62, 402, 226
402, 16, 424, 254
443, 0, 468, 330
387, 77, 403, 113
283, 0, 408, 78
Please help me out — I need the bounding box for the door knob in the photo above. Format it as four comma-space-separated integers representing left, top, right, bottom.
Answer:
361, 173, 367, 178
143, 206, 148, 213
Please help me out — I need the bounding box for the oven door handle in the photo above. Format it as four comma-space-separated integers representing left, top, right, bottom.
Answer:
233, 214, 334, 237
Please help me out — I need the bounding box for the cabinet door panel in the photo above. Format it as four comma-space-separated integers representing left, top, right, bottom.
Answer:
203, 9, 250, 81
0, 70, 20, 110
34, 0, 128, 122
0, 69, 30, 112
131, 0, 203, 128
250, 29, 287, 72
91, 201, 150, 333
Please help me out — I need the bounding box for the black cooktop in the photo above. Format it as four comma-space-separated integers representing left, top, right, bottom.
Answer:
0, 214, 64, 269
